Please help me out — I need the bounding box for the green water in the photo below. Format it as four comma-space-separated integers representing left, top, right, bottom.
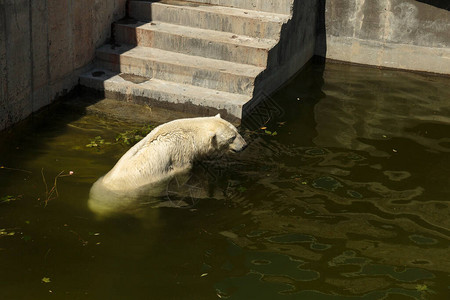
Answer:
1, 61, 449, 299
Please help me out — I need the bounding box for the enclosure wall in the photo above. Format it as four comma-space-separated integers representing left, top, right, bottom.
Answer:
316, 0, 450, 74
0, 0, 126, 131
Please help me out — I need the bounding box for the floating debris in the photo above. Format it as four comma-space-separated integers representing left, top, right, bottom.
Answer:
41, 277, 51, 284
0, 229, 16, 237
0, 195, 20, 204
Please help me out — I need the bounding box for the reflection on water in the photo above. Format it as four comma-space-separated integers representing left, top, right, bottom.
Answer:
1, 61, 449, 299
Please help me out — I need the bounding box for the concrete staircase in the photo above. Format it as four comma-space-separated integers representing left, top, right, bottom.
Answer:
79, 0, 292, 122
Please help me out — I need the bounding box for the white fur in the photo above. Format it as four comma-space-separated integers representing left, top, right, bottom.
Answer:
88, 114, 246, 216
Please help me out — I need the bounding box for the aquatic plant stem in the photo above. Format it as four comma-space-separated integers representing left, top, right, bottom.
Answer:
41, 169, 73, 207
0, 166, 32, 173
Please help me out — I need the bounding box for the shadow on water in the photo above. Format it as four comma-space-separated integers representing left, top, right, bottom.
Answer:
0, 88, 101, 192
1, 60, 450, 299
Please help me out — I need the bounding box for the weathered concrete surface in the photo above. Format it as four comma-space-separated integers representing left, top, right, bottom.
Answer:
114, 20, 277, 66
129, 1, 289, 40
178, 0, 295, 14
1, 0, 32, 130
95, 44, 264, 95
0, 0, 126, 131
317, 0, 450, 74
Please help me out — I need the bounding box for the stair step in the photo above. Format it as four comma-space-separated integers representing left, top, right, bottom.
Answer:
128, 0, 289, 39
95, 44, 264, 95
114, 21, 276, 66
177, 0, 294, 14
80, 69, 251, 120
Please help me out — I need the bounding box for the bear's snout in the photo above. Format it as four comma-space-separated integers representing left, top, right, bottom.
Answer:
229, 134, 247, 152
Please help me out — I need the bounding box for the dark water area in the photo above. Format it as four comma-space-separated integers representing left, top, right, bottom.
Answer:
1, 61, 449, 299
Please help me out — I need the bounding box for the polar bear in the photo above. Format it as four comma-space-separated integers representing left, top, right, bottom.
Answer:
88, 114, 247, 216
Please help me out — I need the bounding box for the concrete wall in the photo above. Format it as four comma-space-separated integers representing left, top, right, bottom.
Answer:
316, 0, 450, 74
0, 0, 126, 131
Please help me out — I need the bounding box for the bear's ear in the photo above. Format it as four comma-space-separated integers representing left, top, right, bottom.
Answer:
215, 113, 221, 118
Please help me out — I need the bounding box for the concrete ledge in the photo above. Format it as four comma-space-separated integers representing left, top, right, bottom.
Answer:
319, 0, 450, 75
325, 36, 450, 75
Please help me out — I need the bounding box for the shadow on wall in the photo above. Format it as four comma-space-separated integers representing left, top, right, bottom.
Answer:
240, 0, 326, 118
315, 0, 327, 59
416, 0, 450, 10
249, 0, 325, 101
266, 0, 324, 69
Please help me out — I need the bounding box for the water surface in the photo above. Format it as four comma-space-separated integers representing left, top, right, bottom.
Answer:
1, 61, 449, 299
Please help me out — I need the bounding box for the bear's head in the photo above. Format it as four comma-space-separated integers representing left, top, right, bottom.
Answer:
208, 114, 247, 153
